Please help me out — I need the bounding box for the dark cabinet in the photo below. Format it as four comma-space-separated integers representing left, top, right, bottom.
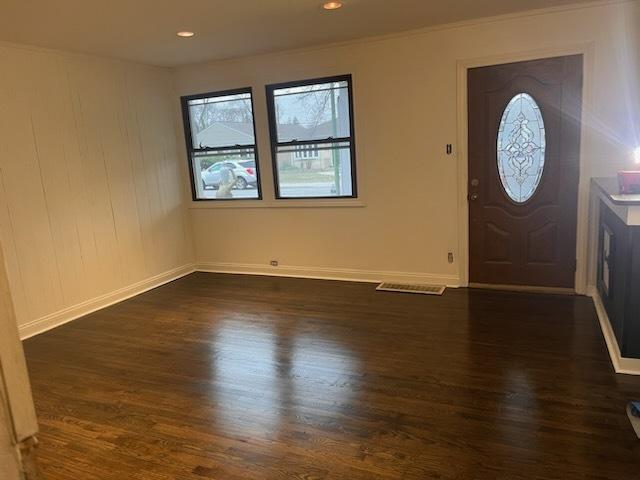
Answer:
598, 201, 640, 358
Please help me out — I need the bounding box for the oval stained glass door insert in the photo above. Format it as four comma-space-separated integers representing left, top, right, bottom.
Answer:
496, 93, 546, 203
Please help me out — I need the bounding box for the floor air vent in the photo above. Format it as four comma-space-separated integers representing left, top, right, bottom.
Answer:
376, 283, 445, 295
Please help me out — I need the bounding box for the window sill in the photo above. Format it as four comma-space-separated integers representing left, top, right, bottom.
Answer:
188, 199, 366, 209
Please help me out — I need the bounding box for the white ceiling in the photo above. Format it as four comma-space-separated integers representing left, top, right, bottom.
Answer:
0, 0, 596, 67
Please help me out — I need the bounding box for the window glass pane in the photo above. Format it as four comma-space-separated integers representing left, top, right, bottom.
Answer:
273, 81, 351, 143
187, 93, 255, 149
497, 93, 546, 203
276, 143, 353, 198
183, 89, 262, 201
193, 149, 260, 200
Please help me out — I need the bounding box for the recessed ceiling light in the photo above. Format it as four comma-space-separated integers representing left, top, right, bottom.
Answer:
322, 2, 343, 10
177, 31, 195, 38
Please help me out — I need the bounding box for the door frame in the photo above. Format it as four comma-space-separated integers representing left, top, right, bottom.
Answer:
455, 43, 595, 294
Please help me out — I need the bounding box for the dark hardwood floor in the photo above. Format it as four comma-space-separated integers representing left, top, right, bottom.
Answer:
24, 273, 640, 479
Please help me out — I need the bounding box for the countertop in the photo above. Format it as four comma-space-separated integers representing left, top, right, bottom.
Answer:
592, 177, 640, 206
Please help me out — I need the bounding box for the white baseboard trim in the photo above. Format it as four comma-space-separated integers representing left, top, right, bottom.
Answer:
588, 286, 640, 376
19, 264, 196, 340
195, 261, 461, 287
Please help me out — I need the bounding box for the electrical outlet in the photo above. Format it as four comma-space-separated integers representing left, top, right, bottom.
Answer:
270, 260, 279, 267
448, 252, 454, 264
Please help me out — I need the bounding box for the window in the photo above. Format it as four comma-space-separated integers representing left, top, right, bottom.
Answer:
181, 88, 261, 200
497, 93, 546, 204
294, 144, 320, 160
266, 75, 357, 199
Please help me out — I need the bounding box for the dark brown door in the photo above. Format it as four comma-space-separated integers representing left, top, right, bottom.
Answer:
468, 55, 583, 289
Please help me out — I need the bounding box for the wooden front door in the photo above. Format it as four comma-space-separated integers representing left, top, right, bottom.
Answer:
468, 56, 583, 289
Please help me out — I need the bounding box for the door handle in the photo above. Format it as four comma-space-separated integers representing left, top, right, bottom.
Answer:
469, 192, 479, 202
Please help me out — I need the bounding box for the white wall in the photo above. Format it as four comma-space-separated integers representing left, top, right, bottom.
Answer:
172, 1, 640, 288
0, 43, 194, 335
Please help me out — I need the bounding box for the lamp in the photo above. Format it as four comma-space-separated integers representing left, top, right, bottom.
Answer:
618, 147, 640, 194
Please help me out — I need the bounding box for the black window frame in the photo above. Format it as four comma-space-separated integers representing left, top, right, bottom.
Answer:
265, 74, 358, 200
180, 87, 263, 202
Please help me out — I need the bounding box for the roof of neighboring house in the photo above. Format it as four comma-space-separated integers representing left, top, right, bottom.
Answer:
194, 120, 344, 148
194, 122, 254, 148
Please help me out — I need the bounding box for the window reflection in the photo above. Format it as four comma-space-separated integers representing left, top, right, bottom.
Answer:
209, 320, 359, 438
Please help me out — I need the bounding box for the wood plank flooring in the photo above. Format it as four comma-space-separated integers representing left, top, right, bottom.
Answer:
23, 273, 640, 479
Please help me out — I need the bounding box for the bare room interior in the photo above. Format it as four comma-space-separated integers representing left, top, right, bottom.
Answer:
1, 0, 640, 478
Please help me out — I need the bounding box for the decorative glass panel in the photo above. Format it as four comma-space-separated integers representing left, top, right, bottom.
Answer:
497, 93, 546, 203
